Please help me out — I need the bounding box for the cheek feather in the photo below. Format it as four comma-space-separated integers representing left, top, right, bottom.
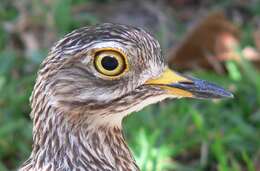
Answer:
87, 90, 175, 128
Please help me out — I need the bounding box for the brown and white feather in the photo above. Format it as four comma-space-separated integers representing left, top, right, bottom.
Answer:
19, 23, 170, 171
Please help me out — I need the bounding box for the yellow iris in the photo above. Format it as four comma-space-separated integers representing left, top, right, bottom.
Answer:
94, 50, 127, 77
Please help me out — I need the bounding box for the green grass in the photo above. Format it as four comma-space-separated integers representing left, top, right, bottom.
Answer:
0, 0, 260, 170
125, 67, 260, 171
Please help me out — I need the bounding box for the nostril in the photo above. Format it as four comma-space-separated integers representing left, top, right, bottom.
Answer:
178, 81, 194, 85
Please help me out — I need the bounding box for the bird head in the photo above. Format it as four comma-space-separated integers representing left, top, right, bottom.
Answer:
32, 23, 232, 128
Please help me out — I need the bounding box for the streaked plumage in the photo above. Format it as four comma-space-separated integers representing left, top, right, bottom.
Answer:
19, 23, 232, 171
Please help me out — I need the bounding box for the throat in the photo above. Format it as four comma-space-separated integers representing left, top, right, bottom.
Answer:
24, 116, 139, 171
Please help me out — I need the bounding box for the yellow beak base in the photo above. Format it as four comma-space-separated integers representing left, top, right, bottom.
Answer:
145, 68, 193, 97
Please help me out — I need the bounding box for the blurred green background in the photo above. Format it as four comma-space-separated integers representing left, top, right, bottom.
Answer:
0, 0, 260, 170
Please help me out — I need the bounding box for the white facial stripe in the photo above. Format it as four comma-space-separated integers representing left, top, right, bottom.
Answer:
88, 94, 177, 129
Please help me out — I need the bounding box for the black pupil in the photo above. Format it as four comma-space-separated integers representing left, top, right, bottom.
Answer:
101, 56, 119, 71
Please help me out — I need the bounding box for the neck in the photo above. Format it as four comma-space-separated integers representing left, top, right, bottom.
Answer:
20, 106, 139, 171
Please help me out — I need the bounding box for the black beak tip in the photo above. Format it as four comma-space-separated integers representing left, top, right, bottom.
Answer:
172, 78, 234, 99
192, 79, 234, 99
222, 90, 234, 98
213, 89, 234, 99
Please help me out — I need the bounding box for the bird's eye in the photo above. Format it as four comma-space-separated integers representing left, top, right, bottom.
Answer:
94, 50, 127, 77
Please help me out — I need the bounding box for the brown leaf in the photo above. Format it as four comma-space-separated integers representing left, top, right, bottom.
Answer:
168, 11, 240, 73
254, 29, 260, 50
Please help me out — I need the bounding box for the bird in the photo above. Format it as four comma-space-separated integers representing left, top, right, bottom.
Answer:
19, 23, 233, 171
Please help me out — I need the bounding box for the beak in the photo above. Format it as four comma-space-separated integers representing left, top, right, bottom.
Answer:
145, 68, 233, 99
